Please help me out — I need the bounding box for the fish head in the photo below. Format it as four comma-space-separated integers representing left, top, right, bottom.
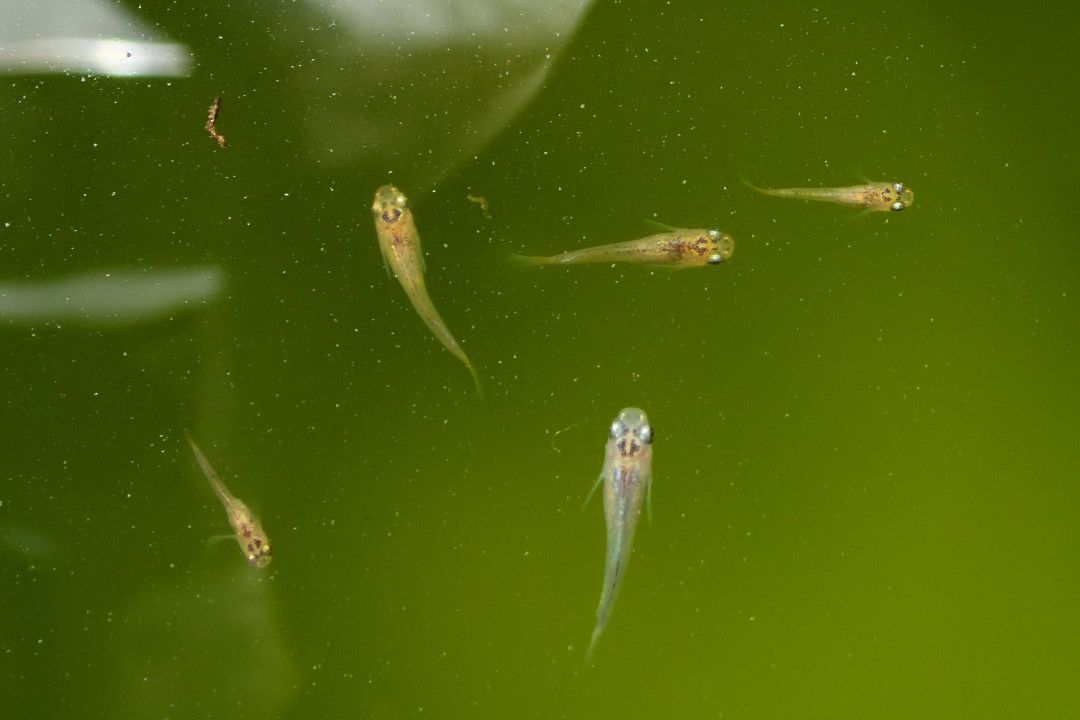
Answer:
882, 182, 914, 212
372, 184, 409, 224
675, 228, 735, 266
703, 228, 735, 265
610, 407, 654, 458
245, 536, 272, 568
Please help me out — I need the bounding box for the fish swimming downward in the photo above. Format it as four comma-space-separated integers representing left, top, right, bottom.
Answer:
184, 431, 272, 568
511, 226, 734, 268
372, 184, 483, 396
584, 407, 655, 663
746, 180, 915, 212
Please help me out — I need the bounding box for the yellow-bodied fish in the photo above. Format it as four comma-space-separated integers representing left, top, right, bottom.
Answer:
584, 407, 654, 662
372, 184, 482, 396
184, 431, 272, 568
747, 180, 914, 212
511, 227, 734, 268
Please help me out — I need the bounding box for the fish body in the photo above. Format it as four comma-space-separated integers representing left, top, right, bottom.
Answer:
371, 184, 482, 396
184, 432, 272, 568
512, 228, 733, 268
586, 407, 654, 662
748, 181, 914, 212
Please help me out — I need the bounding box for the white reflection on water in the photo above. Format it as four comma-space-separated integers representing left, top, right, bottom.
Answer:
0, 266, 223, 327
0, 523, 60, 565
318, 0, 593, 43
0, 37, 190, 77
301, 0, 594, 184
106, 566, 297, 718
0, 0, 190, 77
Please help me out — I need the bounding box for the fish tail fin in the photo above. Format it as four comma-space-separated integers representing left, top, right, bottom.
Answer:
739, 175, 768, 195
466, 361, 485, 400
584, 624, 604, 666
182, 430, 214, 479
507, 253, 550, 266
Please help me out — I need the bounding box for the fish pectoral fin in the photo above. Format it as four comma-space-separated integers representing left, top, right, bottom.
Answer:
581, 472, 604, 511
842, 208, 874, 223
643, 218, 681, 233
846, 165, 871, 184
646, 473, 654, 525
205, 534, 234, 547
377, 242, 394, 280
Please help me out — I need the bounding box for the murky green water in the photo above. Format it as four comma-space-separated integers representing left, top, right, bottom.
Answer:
2, 1, 1078, 718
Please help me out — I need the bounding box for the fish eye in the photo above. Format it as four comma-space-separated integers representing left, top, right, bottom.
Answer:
893, 183, 905, 192
707, 253, 724, 265
707, 229, 721, 239
890, 201, 905, 212
609, 421, 624, 440
639, 424, 654, 444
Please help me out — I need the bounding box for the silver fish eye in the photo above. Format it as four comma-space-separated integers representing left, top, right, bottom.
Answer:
708, 253, 724, 264
890, 201, 905, 212
893, 183, 905, 192
707, 229, 720, 239
610, 421, 624, 440
638, 424, 654, 444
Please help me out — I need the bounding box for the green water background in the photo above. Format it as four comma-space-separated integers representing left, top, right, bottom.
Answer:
2, 1, 1079, 718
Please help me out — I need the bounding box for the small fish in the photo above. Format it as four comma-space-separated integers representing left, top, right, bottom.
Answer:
205, 96, 227, 149
746, 180, 914, 212
184, 431, 271, 568
512, 227, 733, 268
584, 407, 654, 662
372, 184, 483, 396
